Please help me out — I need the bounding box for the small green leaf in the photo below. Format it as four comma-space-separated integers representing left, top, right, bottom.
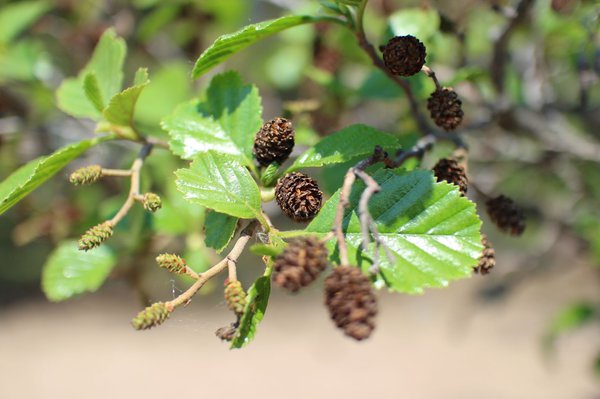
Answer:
56, 29, 126, 119
133, 67, 149, 86
175, 151, 262, 219
288, 124, 400, 171
162, 71, 261, 168
42, 241, 117, 302
83, 72, 105, 112
204, 211, 238, 253
103, 83, 149, 127
0, 136, 111, 215
0, 1, 50, 44
544, 302, 596, 349
135, 62, 192, 128
192, 15, 335, 78
336, 0, 364, 6
307, 169, 483, 294
231, 275, 271, 349
250, 243, 284, 258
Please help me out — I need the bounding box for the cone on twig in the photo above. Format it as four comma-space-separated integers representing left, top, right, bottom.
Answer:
69, 165, 103, 185
324, 266, 377, 341
131, 302, 170, 330
156, 254, 187, 274
427, 88, 464, 131
432, 158, 468, 195
225, 280, 247, 317
142, 192, 162, 212
275, 172, 323, 222
486, 195, 526, 236
380, 35, 427, 77
78, 222, 113, 251
474, 235, 496, 275
273, 237, 329, 292
253, 118, 295, 167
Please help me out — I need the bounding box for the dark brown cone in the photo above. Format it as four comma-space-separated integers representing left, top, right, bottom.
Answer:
253, 117, 295, 166
273, 237, 329, 292
474, 235, 496, 275
427, 88, 464, 131
381, 35, 427, 77
486, 195, 526, 236
432, 158, 468, 195
275, 172, 323, 222
324, 266, 377, 341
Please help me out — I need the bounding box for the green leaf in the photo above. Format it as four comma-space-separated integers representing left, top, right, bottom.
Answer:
192, 15, 334, 78
250, 243, 284, 258
544, 302, 596, 348
288, 124, 400, 171
0, 1, 50, 44
56, 79, 103, 119
83, 72, 105, 112
336, 0, 363, 6
133, 67, 149, 86
175, 151, 262, 219
56, 29, 126, 119
204, 211, 238, 253
388, 8, 440, 45
42, 241, 117, 301
231, 275, 271, 349
0, 136, 111, 215
135, 62, 192, 128
162, 71, 261, 168
307, 169, 483, 294
103, 82, 149, 127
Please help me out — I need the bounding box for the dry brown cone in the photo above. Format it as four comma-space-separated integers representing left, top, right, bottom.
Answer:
275, 172, 323, 222
427, 88, 464, 131
324, 266, 377, 341
432, 158, 468, 195
486, 195, 526, 236
474, 234, 496, 275
380, 35, 427, 77
273, 237, 329, 292
253, 117, 295, 167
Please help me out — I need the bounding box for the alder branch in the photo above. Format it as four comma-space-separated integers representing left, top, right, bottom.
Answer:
332, 146, 387, 266
490, 0, 535, 95
165, 221, 257, 311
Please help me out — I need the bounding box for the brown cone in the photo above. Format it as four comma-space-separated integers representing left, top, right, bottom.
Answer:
474, 235, 496, 275
486, 195, 526, 236
273, 237, 329, 292
253, 117, 295, 166
381, 35, 427, 77
432, 158, 468, 195
324, 266, 377, 341
427, 88, 464, 131
275, 172, 323, 222
215, 322, 238, 342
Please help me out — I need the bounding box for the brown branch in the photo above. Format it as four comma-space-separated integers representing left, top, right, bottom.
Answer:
332, 146, 387, 266
166, 221, 257, 311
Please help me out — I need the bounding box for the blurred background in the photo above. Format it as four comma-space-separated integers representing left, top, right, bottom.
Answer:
1, 0, 599, 398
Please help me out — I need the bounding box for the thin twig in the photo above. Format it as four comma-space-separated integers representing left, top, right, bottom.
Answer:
101, 168, 132, 177
490, 0, 535, 94
421, 65, 442, 90
166, 221, 257, 311
332, 146, 386, 266
108, 143, 153, 226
